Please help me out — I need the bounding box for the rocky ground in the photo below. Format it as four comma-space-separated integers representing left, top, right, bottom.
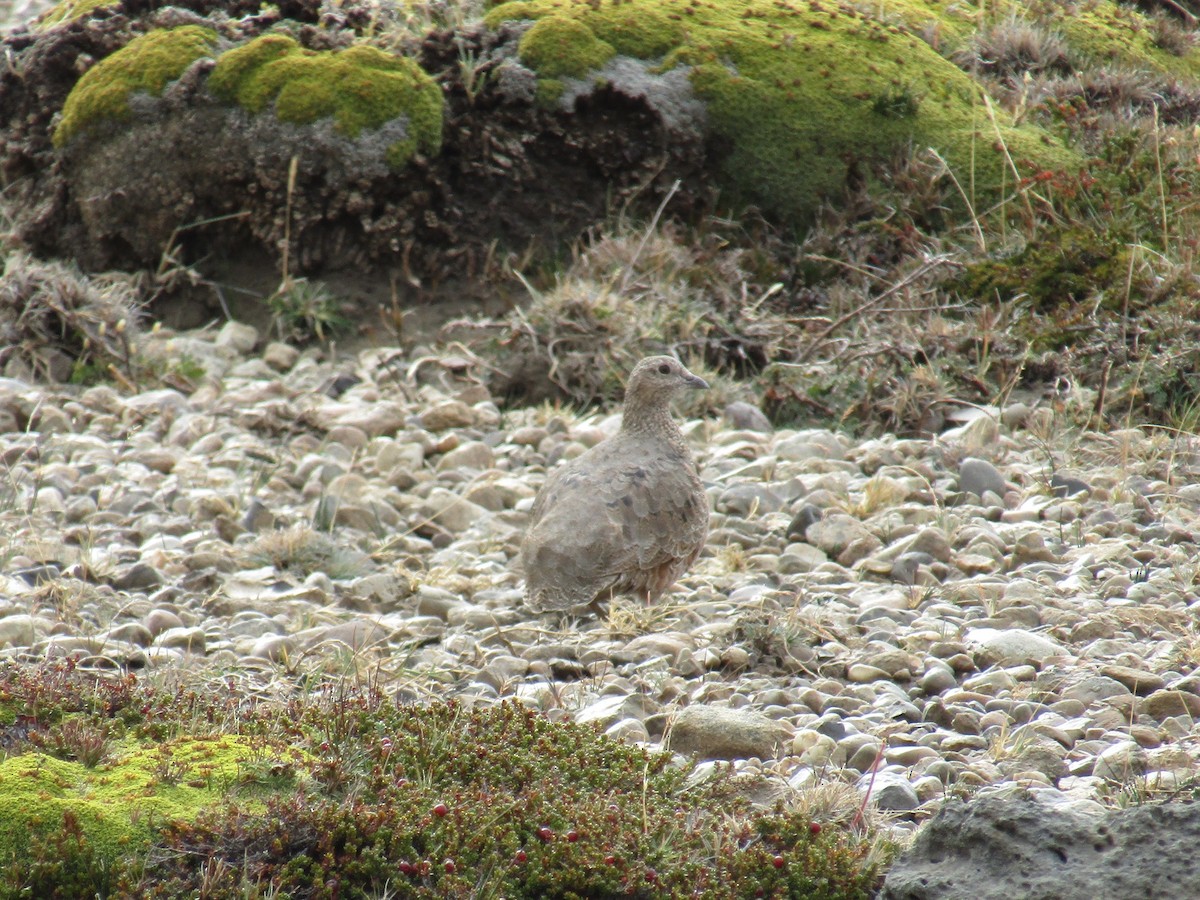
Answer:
3, 318, 1200, 868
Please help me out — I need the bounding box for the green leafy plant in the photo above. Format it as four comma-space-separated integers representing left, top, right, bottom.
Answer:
267, 278, 347, 342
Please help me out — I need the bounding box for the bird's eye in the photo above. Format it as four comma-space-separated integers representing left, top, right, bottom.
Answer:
658, 364, 671, 375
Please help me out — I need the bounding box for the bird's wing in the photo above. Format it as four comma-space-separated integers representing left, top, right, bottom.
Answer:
600, 450, 708, 571
523, 440, 708, 609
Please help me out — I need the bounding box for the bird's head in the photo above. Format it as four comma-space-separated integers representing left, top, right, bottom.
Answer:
626, 356, 709, 398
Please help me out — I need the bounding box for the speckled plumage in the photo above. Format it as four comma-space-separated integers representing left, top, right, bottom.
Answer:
522, 356, 710, 614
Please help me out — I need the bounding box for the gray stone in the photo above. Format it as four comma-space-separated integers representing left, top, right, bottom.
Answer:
437, 441, 495, 472
263, 342, 300, 371
420, 401, 475, 431
667, 705, 791, 760
1050, 474, 1091, 498
241, 499, 278, 534
1100, 665, 1165, 695
865, 772, 920, 812
155, 626, 206, 653
1061, 674, 1130, 706
997, 740, 1067, 781
882, 794, 1200, 900
111, 563, 163, 591
216, 320, 259, 353
724, 401, 773, 433
143, 608, 183, 636
104, 622, 154, 647
1140, 689, 1200, 720
250, 634, 297, 663
786, 504, 822, 540
0, 614, 41, 647
716, 483, 782, 516
576, 694, 658, 729
806, 514, 876, 558
418, 488, 489, 534
1092, 740, 1146, 780
328, 403, 407, 437
966, 627, 1068, 667
959, 457, 1007, 498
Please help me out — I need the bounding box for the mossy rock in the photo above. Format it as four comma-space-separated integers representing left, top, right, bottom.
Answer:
518, 15, 617, 79
486, 0, 1077, 222
0, 735, 304, 871
208, 34, 444, 168
35, 0, 120, 30
54, 25, 219, 147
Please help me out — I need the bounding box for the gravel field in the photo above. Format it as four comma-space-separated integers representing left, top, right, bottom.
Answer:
4, 319, 1200, 850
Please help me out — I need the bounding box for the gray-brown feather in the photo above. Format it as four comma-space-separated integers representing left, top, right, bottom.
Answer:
521, 356, 709, 614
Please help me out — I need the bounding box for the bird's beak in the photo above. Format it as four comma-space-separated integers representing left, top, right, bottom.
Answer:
685, 373, 709, 390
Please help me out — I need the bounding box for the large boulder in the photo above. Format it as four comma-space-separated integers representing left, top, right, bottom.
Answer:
882, 793, 1200, 900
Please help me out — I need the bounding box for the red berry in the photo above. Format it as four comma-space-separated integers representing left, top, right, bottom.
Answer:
809, 822, 822, 836
444, 858, 456, 874
514, 849, 528, 864
319, 741, 330, 753
433, 803, 449, 817
398, 861, 415, 875
773, 855, 785, 869
646, 868, 658, 883
604, 855, 617, 865
566, 830, 579, 842
537, 826, 554, 842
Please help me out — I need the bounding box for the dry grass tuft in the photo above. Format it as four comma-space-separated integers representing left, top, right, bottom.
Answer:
458, 221, 796, 411
953, 18, 1075, 78
242, 525, 372, 579
0, 251, 142, 383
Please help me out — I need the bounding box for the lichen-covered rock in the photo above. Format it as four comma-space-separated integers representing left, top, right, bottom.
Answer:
882, 793, 1200, 900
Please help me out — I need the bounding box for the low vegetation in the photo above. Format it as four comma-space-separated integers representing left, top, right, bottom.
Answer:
0, 662, 885, 898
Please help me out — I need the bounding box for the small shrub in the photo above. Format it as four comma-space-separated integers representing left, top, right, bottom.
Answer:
872, 85, 920, 119
464, 223, 793, 410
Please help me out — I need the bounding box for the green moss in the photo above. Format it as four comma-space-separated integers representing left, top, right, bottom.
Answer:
486, 0, 1074, 223
518, 15, 616, 79
1035, 2, 1200, 80
208, 35, 443, 168
957, 225, 1132, 312
54, 26, 219, 147
586, 7, 684, 58
35, 0, 119, 30
535, 76, 566, 106
205, 33, 296, 103
0, 736, 304, 869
